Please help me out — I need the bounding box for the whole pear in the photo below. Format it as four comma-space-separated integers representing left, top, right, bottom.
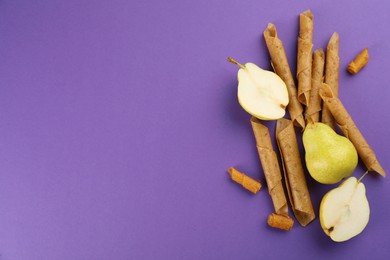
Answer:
303, 122, 358, 184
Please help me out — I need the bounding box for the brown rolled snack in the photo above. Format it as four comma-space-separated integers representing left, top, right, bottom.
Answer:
227, 167, 262, 194
321, 32, 340, 129
297, 10, 314, 106
305, 48, 325, 123
319, 83, 386, 176
347, 48, 369, 74
250, 117, 288, 215
267, 213, 294, 231
263, 23, 305, 129
276, 118, 316, 226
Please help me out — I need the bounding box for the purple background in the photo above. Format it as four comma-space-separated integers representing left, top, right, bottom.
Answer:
0, 0, 389, 259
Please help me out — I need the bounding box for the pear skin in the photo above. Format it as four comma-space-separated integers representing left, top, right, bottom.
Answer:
303, 122, 358, 184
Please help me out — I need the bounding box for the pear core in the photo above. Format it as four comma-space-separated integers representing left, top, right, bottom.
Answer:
303, 122, 358, 184
319, 177, 370, 242
232, 60, 289, 120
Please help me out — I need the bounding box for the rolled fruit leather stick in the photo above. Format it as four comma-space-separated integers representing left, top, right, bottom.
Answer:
305, 48, 325, 122
263, 23, 305, 129
319, 83, 386, 176
276, 118, 315, 226
321, 32, 340, 129
297, 10, 314, 106
250, 117, 288, 215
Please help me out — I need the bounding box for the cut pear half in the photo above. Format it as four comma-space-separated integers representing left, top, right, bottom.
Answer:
319, 177, 370, 242
229, 57, 289, 120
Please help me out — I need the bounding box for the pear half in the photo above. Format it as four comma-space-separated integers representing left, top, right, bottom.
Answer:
229, 58, 289, 120
320, 177, 370, 242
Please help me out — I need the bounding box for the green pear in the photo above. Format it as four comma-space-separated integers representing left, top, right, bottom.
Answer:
320, 176, 370, 242
303, 122, 358, 184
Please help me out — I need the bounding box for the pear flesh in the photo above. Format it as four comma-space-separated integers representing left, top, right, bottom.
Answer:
303, 122, 358, 184
320, 177, 370, 242
231, 59, 289, 120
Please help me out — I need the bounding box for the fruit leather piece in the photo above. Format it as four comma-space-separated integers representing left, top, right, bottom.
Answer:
263, 23, 305, 129
321, 32, 340, 129
267, 213, 294, 231
297, 10, 314, 106
227, 167, 262, 194
250, 117, 288, 215
347, 48, 369, 74
305, 48, 325, 123
276, 118, 316, 226
319, 83, 386, 176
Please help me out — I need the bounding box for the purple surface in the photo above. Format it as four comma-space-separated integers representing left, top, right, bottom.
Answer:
0, 0, 389, 259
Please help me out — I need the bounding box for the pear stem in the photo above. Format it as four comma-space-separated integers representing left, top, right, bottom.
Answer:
305, 118, 315, 129
227, 57, 245, 69
358, 171, 369, 183
307, 116, 315, 126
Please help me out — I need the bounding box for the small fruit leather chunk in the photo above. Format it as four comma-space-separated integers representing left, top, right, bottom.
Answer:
268, 213, 294, 231
227, 167, 262, 194
347, 48, 369, 74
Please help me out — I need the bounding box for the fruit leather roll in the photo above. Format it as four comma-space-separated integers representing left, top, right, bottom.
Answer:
297, 10, 314, 106
348, 48, 369, 74
276, 118, 315, 226
305, 48, 325, 123
227, 167, 262, 194
250, 117, 288, 215
263, 23, 305, 129
267, 213, 294, 231
319, 83, 386, 176
321, 32, 340, 129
